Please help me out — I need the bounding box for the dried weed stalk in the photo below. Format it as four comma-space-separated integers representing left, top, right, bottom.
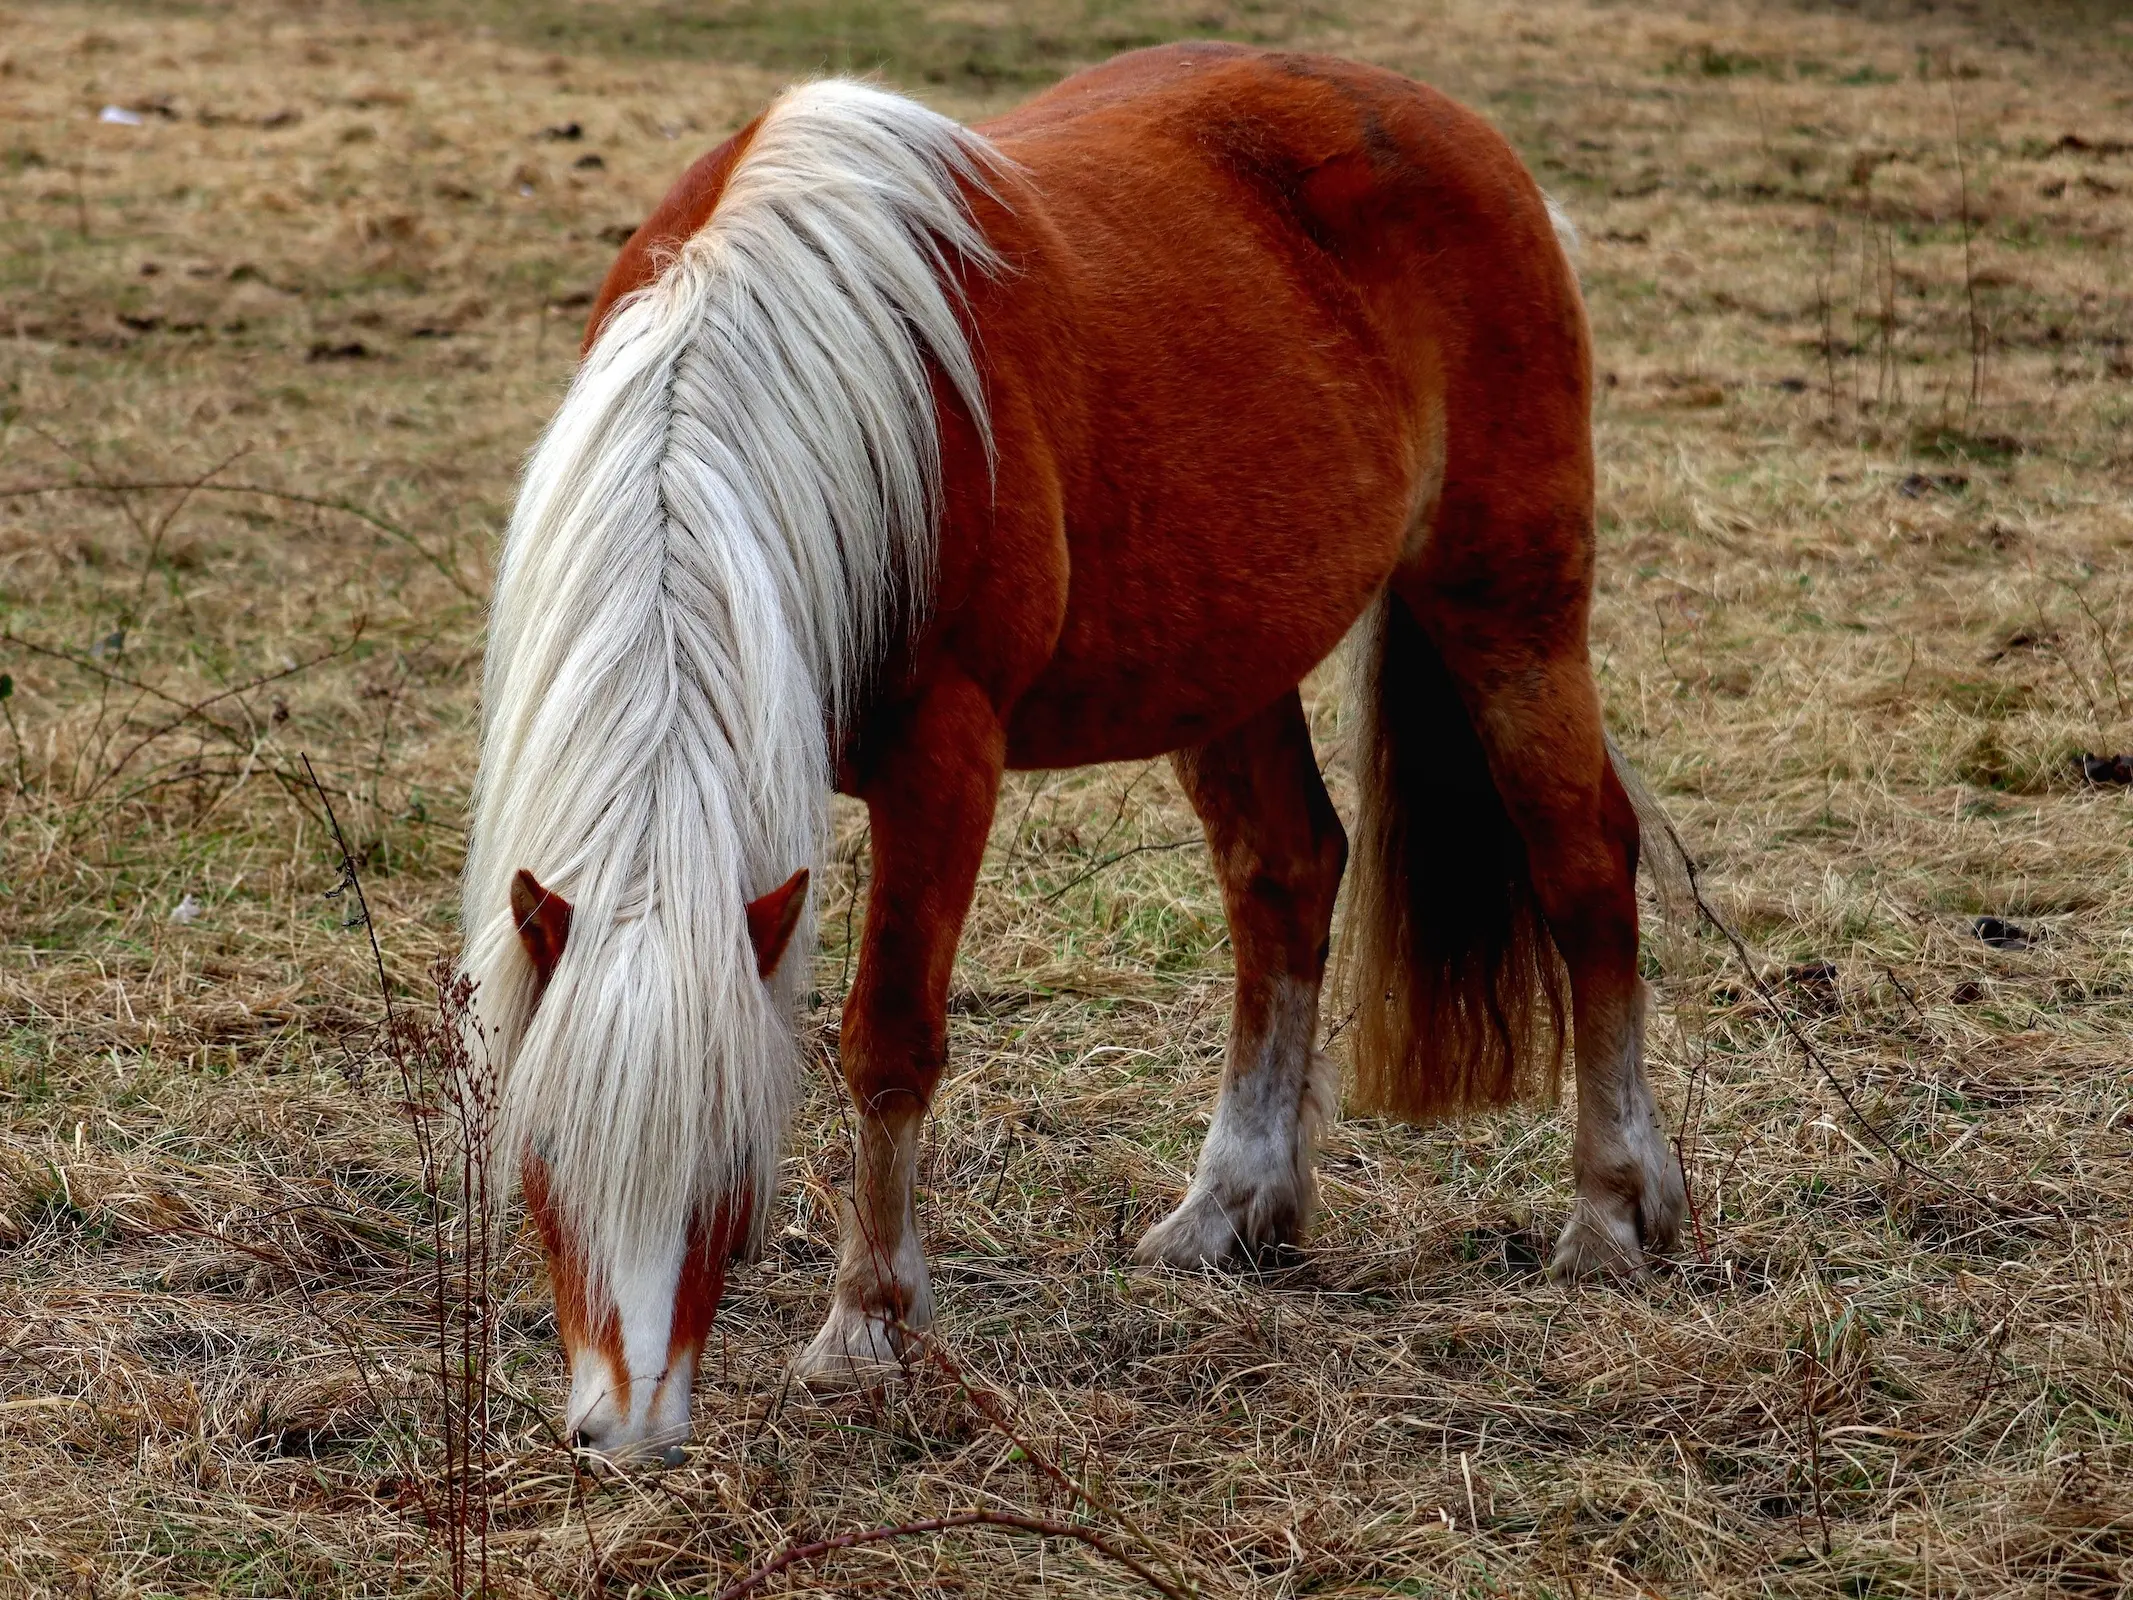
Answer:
310, 753, 499, 1598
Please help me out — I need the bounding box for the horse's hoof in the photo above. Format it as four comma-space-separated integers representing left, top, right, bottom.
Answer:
1547, 1196, 1649, 1284
1135, 1195, 1237, 1269
1553, 1121, 1686, 1284
791, 1304, 910, 1392
1641, 1148, 1689, 1257
1135, 1189, 1296, 1269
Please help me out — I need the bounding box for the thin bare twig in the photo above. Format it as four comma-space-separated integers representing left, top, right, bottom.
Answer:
1948, 72, 1985, 417
1816, 221, 1841, 423
712, 1508, 1192, 1600
82, 627, 363, 803
304, 753, 394, 1030
0, 477, 478, 596
124, 448, 253, 631
305, 752, 499, 1593
1638, 789, 2063, 1228
899, 1324, 1202, 1599
2058, 575, 2129, 719
1801, 1342, 1833, 1558
0, 673, 28, 796
1040, 837, 1200, 904
4, 629, 256, 751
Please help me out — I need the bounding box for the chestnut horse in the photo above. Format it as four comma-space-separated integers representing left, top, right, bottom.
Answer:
463, 43, 1685, 1459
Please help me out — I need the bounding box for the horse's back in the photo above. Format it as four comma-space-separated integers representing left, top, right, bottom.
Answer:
961, 45, 1586, 766
584, 47, 1591, 770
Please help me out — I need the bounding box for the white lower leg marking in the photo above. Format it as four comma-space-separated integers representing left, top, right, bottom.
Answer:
1138, 973, 1333, 1266
1551, 983, 1685, 1280
796, 1111, 933, 1386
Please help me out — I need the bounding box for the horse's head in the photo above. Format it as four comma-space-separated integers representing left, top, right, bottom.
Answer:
504, 864, 808, 1462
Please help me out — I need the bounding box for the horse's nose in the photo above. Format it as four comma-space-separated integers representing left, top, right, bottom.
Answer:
570, 1424, 685, 1467
569, 1411, 625, 1459
568, 1402, 690, 1465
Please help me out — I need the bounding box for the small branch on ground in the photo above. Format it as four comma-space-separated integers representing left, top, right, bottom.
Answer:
80, 626, 365, 804
1948, 70, 1986, 417
1040, 837, 1200, 903
712, 1508, 1193, 1600
304, 753, 496, 1597
0, 477, 479, 597
1631, 778, 2068, 1231
898, 1322, 1203, 1599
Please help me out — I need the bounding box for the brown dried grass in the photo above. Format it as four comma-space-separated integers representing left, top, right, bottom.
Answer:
3, 1, 2132, 1594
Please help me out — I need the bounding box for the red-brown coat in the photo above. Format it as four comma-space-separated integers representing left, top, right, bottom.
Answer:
537, 43, 1679, 1455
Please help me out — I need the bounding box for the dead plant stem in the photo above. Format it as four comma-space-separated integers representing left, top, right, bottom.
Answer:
713, 1509, 1192, 1600
1949, 74, 1985, 417
0, 478, 477, 596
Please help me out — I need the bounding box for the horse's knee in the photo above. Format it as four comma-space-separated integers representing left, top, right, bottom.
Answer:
839, 1009, 945, 1117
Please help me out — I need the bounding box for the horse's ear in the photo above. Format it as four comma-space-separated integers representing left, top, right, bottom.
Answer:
744, 868, 809, 980
511, 869, 574, 988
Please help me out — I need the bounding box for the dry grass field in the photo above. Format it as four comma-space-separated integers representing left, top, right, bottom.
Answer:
4, 0, 2133, 1594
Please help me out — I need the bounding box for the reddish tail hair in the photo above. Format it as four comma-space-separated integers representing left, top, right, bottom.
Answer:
1340, 595, 1568, 1120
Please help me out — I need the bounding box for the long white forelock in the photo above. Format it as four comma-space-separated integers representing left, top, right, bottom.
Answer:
460, 79, 1002, 1309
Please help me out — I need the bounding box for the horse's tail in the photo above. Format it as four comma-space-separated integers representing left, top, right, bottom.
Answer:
1339, 593, 1568, 1121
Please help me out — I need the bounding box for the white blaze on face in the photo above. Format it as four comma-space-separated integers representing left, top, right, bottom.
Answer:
540, 1193, 751, 1465
564, 1236, 694, 1463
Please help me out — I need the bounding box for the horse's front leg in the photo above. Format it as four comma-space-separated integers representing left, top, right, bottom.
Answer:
796, 673, 1004, 1387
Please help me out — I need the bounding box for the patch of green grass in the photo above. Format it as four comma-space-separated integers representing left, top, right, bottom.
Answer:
1912, 425, 2025, 466
1667, 44, 1781, 79
363, 0, 1320, 89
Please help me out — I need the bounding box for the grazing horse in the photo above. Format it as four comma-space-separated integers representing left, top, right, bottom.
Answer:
462, 42, 1685, 1460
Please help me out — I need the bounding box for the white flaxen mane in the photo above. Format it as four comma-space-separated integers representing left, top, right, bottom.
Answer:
461, 79, 1000, 1312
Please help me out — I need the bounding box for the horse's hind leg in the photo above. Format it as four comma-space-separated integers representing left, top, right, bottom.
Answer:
1423, 610, 1686, 1279
1137, 689, 1346, 1268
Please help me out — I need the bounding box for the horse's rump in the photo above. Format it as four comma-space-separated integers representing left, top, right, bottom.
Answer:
965, 47, 1584, 768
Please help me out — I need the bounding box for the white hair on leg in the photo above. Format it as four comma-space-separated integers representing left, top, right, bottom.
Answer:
461, 79, 1003, 1327
1136, 973, 1334, 1267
